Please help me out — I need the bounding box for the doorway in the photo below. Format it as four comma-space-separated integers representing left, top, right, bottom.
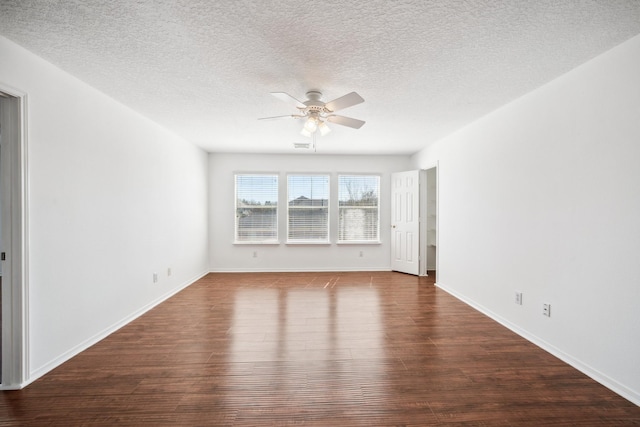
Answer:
0, 88, 27, 389
424, 166, 437, 279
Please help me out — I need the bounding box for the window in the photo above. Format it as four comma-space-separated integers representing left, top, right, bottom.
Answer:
338, 175, 380, 242
287, 175, 330, 242
235, 174, 278, 242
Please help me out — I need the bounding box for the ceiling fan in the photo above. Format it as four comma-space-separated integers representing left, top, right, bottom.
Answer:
259, 90, 365, 138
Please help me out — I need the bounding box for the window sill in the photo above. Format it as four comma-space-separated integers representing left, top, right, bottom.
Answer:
233, 241, 280, 245
286, 241, 331, 245
337, 241, 382, 245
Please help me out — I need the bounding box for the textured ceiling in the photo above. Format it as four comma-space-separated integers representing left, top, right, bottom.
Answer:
1, 0, 640, 155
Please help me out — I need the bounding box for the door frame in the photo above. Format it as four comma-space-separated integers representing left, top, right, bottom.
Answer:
0, 83, 29, 389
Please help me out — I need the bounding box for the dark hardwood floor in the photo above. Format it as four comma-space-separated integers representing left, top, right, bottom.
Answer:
1, 272, 639, 425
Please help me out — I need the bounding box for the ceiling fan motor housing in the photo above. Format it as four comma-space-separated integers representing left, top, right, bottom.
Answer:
302, 91, 327, 115
305, 90, 323, 101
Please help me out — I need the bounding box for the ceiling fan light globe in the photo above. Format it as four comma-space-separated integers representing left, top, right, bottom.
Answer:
318, 122, 331, 136
300, 128, 312, 138
304, 117, 318, 132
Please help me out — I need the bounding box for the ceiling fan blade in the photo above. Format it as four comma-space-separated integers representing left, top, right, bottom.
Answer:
326, 115, 365, 129
258, 114, 303, 120
271, 92, 306, 109
324, 92, 364, 112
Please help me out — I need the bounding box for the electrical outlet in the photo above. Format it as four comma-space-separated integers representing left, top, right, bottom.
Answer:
167, 268, 172, 277
253, 251, 258, 258
543, 303, 551, 317
153, 273, 158, 283
515, 292, 522, 305
359, 251, 364, 258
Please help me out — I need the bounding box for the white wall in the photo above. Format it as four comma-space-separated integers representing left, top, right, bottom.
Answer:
0, 36, 209, 383
209, 153, 411, 272
411, 34, 640, 404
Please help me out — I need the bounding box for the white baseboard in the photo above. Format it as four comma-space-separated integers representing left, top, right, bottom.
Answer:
435, 281, 640, 407
209, 267, 391, 273
26, 270, 209, 386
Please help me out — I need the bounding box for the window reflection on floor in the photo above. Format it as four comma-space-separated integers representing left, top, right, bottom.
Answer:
228, 285, 383, 407
229, 288, 280, 360
336, 288, 383, 359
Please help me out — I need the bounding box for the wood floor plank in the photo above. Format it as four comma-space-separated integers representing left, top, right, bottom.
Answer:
1, 271, 638, 425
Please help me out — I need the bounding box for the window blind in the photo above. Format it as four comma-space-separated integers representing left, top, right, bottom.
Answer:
235, 174, 278, 242
338, 175, 380, 242
287, 175, 329, 242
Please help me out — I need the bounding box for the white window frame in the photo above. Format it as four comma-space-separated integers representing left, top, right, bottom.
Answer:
234, 174, 279, 244
337, 174, 381, 244
287, 174, 330, 244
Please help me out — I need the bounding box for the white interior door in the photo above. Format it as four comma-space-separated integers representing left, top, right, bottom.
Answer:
391, 170, 420, 275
